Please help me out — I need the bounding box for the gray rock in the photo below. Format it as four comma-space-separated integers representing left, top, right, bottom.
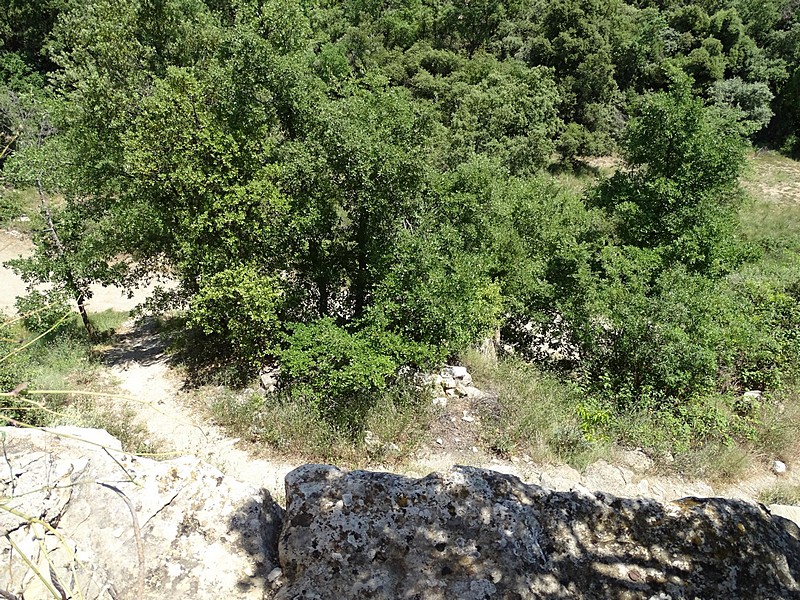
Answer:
440, 376, 457, 390
454, 382, 470, 397
277, 464, 800, 600
464, 385, 485, 400
0, 427, 283, 600
441, 365, 468, 379
260, 366, 281, 393
618, 449, 654, 474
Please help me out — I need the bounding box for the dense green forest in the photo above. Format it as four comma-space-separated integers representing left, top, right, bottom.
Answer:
1, 0, 799, 462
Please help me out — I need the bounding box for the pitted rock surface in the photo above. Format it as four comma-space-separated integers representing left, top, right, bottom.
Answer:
0, 427, 283, 600
277, 464, 800, 600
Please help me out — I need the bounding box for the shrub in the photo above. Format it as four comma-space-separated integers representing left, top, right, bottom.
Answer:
15, 289, 72, 334
275, 318, 400, 430
188, 264, 283, 371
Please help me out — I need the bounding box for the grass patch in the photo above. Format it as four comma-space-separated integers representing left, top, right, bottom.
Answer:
742, 151, 800, 207
0, 186, 40, 233
0, 308, 150, 453
206, 381, 434, 466
759, 484, 800, 506
461, 350, 609, 469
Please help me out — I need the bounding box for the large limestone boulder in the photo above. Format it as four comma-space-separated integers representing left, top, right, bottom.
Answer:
277, 464, 800, 600
0, 426, 283, 600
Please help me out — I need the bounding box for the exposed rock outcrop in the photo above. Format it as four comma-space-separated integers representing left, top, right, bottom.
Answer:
4, 428, 800, 600
0, 426, 282, 600
277, 464, 800, 600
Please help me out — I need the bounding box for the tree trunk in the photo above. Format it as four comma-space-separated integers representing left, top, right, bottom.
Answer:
36, 179, 96, 341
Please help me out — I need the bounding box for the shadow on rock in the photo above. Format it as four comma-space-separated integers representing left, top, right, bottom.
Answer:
275, 465, 800, 600
227, 491, 285, 595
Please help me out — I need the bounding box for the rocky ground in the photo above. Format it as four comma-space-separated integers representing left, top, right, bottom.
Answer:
98, 317, 799, 510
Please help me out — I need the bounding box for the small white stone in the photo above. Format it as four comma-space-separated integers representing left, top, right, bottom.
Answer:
465, 386, 485, 400
267, 567, 283, 582
772, 460, 787, 475
462, 412, 474, 423
471, 446, 479, 453
441, 377, 457, 389
450, 366, 469, 379
436, 438, 444, 445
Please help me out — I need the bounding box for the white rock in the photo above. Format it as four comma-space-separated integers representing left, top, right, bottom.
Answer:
441, 376, 457, 389
465, 386, 485, 400
772, 460, 787, 475
435, 438, 444, 446
364, 430, 379, 447
462, 372, 473, 386
441, 366, 468, 379
432, 397, 448, 408
462, 412, 474, 423
451, 366, 469, 379
0, 427, 282, 600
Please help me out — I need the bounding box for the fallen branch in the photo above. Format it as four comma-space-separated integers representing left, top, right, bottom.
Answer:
96, 482, 145, 599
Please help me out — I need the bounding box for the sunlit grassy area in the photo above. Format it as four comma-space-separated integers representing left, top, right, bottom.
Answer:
0, 307, 155, 452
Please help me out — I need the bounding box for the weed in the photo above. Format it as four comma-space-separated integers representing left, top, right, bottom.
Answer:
461, 349, 607, 468
206, 380, 434, 466
759, 484, 800, 506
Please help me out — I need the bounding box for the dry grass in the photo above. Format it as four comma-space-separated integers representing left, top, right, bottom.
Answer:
742, 151, 800, 207
760, 483, 800, 506
206, 383, 435, 467
461, 349, 612, 469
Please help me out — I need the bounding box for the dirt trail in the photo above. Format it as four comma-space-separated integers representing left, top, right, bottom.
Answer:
102, 320, 296, 500
98, 320, 800, 507
0, 229, 169, 314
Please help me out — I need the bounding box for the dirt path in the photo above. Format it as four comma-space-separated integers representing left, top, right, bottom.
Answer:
3, 229, 797, 508
102, 319, 296, 501
0, 229, 170, 314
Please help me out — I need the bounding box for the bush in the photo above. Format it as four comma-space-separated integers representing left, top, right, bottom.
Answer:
188, 264, 283, 371
15, 289, 72, 334
276, 318, 400, 430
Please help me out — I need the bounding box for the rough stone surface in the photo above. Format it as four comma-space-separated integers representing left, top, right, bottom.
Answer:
0, 427, 283, 600
277, 464, 800, 600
